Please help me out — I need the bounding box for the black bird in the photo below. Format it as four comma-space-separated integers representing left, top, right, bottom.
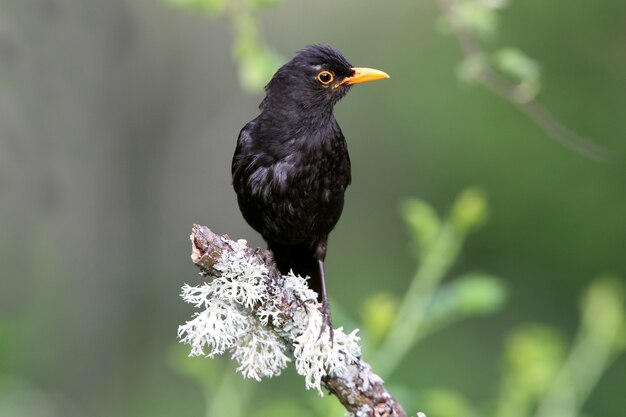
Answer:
232, 45, 388, 331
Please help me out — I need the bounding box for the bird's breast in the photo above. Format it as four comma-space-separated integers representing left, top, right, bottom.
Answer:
236, 135, 351, 245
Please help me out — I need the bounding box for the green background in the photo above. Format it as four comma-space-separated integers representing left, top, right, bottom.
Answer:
0, 0, 624, 416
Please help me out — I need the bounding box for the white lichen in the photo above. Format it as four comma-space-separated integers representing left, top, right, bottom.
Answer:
178, 237, 362, 394
231, 325, 290, 380
283, 272, 319, 302
177, 298, 248, 357
292, 304, 361, 394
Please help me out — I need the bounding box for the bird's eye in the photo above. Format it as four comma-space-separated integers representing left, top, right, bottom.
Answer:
316, 71, 334, 85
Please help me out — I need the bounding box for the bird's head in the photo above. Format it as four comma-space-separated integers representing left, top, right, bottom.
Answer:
260, 45, 389, 114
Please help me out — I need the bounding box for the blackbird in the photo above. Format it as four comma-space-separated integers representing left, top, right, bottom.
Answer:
232, 45, 388, 332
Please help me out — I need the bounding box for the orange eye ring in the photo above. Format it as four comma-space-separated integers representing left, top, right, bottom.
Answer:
316, 71, 334, 85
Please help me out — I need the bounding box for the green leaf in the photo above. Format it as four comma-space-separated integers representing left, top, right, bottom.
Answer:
494, 48, 540, 81
457, 0, 499, 39
238, 47, 283, 93
580, 277, 625, 348
432, 273, 506, 315
232, 13, 284, 93
494, 48, 541, 102
503, 325, 566, 399
450, 188, 488, 233
421, 273, 506, 335
401, 198, 441, 255
361, 293, 399, 348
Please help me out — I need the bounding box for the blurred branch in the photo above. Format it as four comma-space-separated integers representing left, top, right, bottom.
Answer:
188, 224, 408, 417
374, 189, 502, 377
374, 216, 465, 376
493, 325, 567, 417
435, 0, 612, 163
533, 278, 625, 417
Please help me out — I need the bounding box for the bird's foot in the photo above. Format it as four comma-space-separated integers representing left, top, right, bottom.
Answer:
317, 298, 334, 346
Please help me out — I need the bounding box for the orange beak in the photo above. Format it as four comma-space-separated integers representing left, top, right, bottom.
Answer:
339, 67, 390, 87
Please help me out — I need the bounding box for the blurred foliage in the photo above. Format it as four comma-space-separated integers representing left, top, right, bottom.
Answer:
166, 0, 608, 161
170, 345, 255, 417
360, 293, 397, 350
171, 189, 625, 417
1, 0, 624, 417
439, 0, 542, 103
452, 0, 506, 39
418, 388, 478, 417
533, 278, 625, 417
496, 325, 568, 417
494, 48, 541, 103
420, 272, 506, 337
165, 0, 284, 92
437, 0, 609, 161
373, 188, 500, 377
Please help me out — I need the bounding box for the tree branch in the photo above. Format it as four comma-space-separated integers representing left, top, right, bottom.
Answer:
189, 224, 408, 417
435, 0, 611, 163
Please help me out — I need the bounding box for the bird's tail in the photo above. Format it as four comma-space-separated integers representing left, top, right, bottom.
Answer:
267, 241, 323, 302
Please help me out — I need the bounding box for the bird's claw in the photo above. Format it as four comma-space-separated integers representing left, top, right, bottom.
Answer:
317, 298, 334, 346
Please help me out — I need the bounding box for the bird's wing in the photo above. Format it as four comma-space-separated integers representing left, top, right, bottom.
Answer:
231, 121, 256, 186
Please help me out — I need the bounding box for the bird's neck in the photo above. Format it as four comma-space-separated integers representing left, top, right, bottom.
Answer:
260, 102, 337, 135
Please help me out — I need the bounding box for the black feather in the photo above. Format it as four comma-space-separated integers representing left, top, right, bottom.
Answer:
232, 45, 355, 301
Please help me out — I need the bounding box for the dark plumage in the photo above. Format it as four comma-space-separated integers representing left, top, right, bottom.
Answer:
231, 45, 388, 330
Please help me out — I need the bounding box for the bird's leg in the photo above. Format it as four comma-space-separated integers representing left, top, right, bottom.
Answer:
317, 259, 334, 343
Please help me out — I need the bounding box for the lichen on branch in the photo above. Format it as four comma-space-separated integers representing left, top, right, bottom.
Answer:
178, 225, 408, 417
